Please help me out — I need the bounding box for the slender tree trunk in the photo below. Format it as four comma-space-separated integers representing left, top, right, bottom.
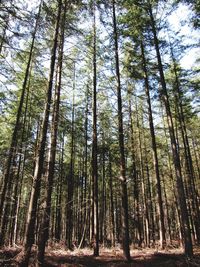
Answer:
0, 2, 42, 243
92, 0, 99, 256
99, 133, 106, 245
169, 45, 200, 243
9, 59, 33, 246
18, 1, 62, 265
66, 62, 76, 250
128, 92, 142, 247
192, 138, 200, 185
136, 102, 149, 247
55, 136, 64, 242
162, 108, 183, 245
83, 85, 89, 246
112, 0, 130, 260
148, 2, 193, 256
144, 151, 155, 246
140, 41, 166, 248
162, 174, 172, 243
37, 2, 66, 264
108, 151, 115, 247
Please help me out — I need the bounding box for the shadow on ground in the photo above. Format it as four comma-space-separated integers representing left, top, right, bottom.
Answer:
44, 253, 200, 267
0, 247, 200, 267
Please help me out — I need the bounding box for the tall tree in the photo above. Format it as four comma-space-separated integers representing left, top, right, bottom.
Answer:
147, 0, 193, 256
112, 0, 130, 261
168, 43, 200, 243
36, 0, 68, 264
91, 0, 99, 256
66, 61, 76, 250
140, 40, 166, 248
18, 1, 62, 265
0, 0, 43, 245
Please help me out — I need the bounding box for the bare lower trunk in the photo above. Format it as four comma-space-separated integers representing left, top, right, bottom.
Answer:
19, 1, 62, 265
0, 2, 42, 245
170, 46, 200, 243
140, 41, 166, 248
109, 151, 115, 247
92, 1, 99, 256
148, 2, 193, 256
37, 3, 65, 263
66, 63, 75, 250
112, 0, 130, 261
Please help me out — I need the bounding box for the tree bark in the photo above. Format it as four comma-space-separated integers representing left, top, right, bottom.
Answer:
112, 0, 130, 261
108, 151, 115, 247
169, 44, 200, 243
140, 41, 166, 248
0, 2, 42, 244
128, 91, 143, 246
18, 1, 62, 265
148, 2, 193, 256
37, 1, 66, 263
55, 136, 64, 242
66, 62, 76, 250
92, 0, 99, 256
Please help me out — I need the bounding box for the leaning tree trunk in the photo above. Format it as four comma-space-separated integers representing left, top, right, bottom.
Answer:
18, 1, 62, 266
112, 0, 130, 261
148, 1, 193, 256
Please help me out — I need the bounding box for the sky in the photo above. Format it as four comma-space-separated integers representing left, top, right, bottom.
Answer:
167, 3, 200, 69
19, 0, 200, 70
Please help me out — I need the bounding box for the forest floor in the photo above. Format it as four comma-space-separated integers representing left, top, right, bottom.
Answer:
0, 245, 200, 267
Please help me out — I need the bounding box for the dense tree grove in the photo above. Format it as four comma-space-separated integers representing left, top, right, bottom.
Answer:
0, 0, 199, 265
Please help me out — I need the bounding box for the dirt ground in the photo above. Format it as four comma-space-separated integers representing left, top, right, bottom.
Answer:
0, 246, 200, 266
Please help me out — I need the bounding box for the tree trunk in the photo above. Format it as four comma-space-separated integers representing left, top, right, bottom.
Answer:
0, 2, 42, 244
148, 2, 193, 256
169, 45, 200, 243
66, 62, 76, 250
92, 0, 99, 256
18, 1, 62, 265
136, 101, 149, 247
9, 58, 33, 246
37, 1, 66, 263
140, 41, 166, 248
99, 133, 106, 245
112, 0, 130, 261
128, 91, 142, 247
108, 151, 115, 247
55, 136, 64, 242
